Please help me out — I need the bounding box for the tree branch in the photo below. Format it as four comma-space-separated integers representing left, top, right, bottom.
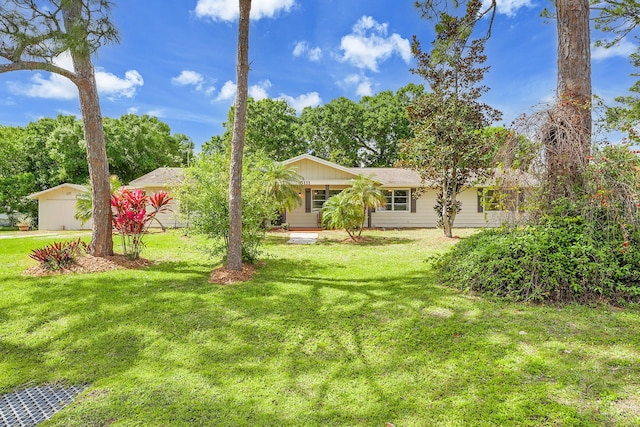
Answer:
0, 60, 78, 83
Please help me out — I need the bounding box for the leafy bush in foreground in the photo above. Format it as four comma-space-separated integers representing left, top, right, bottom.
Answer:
433, 215, 640, 304
29, 238, 88, 270
178, 152, 278, 263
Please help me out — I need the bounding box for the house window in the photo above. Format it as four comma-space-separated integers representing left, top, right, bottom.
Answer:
312, 189, 341, 211
478, 189, 524, 212
379, 189, 408, 211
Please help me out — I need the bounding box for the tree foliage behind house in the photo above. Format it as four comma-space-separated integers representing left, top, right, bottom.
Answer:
207, 84, 423, 167
0, 114, 193, 223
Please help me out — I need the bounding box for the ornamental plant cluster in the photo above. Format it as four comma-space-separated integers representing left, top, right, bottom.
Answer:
29, 238, 88, 270
434, 144, 640, 305
111, 188, 172, 259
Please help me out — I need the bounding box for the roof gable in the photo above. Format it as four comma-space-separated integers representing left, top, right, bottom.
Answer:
282, 154, 361, 183
27, 183, 88, 200
283, 154, 359, 177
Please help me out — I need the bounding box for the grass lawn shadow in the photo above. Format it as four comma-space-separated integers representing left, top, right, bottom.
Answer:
1, 230, 639, 426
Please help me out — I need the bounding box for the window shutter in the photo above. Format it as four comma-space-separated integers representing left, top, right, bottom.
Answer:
305, 189, 311, 213
410, 188, 417, 213
477, 189, 483, 213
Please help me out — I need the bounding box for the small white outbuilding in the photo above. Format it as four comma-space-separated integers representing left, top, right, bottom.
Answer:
27, 183, 91, 231
28, 168, 186, 231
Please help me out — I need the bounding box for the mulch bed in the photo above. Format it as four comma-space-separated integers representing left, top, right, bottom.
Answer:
24, 255, 153, 277
209, 263, 256, 284
24, 254, 258, 284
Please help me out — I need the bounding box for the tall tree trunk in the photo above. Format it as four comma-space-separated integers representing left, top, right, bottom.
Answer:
64, 1, 113, 256
227, 0, 252, 271
548, 0, 592, 198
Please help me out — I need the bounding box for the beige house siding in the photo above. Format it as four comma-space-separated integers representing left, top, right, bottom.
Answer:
369, 188, 506, 229
286, 205, 320, 228
34, 186, 91, 231
371, 189, 438, 228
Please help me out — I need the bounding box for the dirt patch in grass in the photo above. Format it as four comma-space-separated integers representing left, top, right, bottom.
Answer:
612, 395, 640, 418
209, 263, 256, 284
24, 255, 153, 277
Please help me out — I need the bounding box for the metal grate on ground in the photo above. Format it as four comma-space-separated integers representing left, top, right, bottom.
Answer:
0, 384, 89, 427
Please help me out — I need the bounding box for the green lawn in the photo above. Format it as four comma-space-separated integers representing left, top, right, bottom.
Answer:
1, 229, 639, 426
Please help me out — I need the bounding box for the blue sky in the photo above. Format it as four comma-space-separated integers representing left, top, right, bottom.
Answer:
0, 0, 637, 150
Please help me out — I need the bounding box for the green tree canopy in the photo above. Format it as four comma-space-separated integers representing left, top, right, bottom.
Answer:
210, 84, 422, 167
0, 114, 193, 221
104, 114, 194, 183
298, 84, 423, 167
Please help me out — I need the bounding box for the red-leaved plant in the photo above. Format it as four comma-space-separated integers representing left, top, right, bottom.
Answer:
111, 188, 172, 259
29, 238, 88, 270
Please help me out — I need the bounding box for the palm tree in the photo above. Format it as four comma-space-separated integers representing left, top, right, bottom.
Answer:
264, 162, 304, 216
75, 175, 122, 226
344, 175, 386, 235
321, 191, 364, 241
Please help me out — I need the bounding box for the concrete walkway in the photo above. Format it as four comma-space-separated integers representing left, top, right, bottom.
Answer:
0, 231, 91, 239
287, 232, 319, 244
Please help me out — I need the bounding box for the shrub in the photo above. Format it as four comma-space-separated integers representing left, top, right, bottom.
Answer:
29, 238, 88, 270
321, 191, 364, 241
178, 152, 277, 263
435, 143, 640, 305
111, 188, 172, 259
433, 215, 640, 304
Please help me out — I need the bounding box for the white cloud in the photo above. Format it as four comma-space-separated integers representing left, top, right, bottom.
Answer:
339, 16, 411, 72
249, 80, 272, 100
145, 109, 166, 118
171, 70, 216, 95
172, 70, 204, 88
356, 81, 373, 97
344, 74, 361, 85
341, 74, 374, 97
482, 0, 535, 17
7, 52, 143, 100
279, 92, 322, 113
308, 47, 323, 62
195, 0, 295, 22
592, 38, 637, 61
293, 41, 323, 61
8, 73, 77, 99
293, 41, 307, 57
96, 69, 143, 99
216, 79, 272, 101
217, 80, 237, 101
7, 52, 76, 99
